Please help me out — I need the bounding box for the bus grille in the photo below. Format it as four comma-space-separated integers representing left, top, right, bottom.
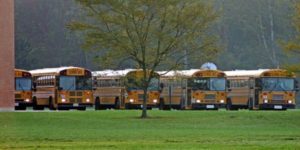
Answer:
138, 94, 144, 101
271, 100, 285, 104
15, 94, 21, 99
204, 94, 216, 100
77, 92, 83, 96
273, 94, 284, 101
69, 91, 83, 96
70, 92, 76, 96
69, 98, 82, 103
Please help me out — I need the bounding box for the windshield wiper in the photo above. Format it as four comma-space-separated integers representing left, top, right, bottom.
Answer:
65, 82, 75, 91
269, 79, 279, 93
18, 83, 25, 92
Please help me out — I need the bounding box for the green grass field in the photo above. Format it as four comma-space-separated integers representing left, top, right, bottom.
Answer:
0, 110, 300, 149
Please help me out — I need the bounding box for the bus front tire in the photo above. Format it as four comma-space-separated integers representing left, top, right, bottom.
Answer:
32, 97, 43, 110
95, 97, 102, 110
49, 97, 56, 110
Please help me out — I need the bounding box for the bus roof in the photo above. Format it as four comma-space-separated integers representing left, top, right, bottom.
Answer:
92, 69, 135, 77
223, 69, 291, 77
30, 66, 86, 75
158, 69, 224, 77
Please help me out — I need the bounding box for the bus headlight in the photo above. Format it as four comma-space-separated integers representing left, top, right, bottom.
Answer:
220, 100, 224, 103
86, 98, 90, 102
25, 98, 30, 102
61, 98, 66, 102
288, 100, 292, 104
196, 100, 201, 103
129, 99, 134, 103
264, 99, 268, 103
153, 99, 158, 103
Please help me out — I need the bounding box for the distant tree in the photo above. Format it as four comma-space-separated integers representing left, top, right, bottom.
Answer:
68, 0, 220, 118
282, 1, 300, 73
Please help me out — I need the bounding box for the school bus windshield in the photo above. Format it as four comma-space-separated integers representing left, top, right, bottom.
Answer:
262, 78, 294, 91
59, 76, 92, 90
15, 78, 32, 91
189, 77, 226, 91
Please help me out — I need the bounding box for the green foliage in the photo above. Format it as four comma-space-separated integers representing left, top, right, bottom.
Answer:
282, 1, 300, 74
1, 110, 300, 149
68, 0, 220, 70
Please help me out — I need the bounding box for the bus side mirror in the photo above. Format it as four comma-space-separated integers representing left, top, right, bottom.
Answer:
255, 78, 262, 89
160, 83, 164, 89
294, 79, 299, 92
226, 80, 231, 91
226, 80, 230, 88
32, 82, 37, 92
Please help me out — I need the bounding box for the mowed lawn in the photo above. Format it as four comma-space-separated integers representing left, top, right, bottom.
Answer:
0, 110, 300, 149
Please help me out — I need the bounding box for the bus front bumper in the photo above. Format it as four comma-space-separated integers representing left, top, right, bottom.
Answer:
259, 104, 295, 110
191, 103, 226, 110
15, 100, 33, 107
58, 103, 93, 108
125, 103, 159, 109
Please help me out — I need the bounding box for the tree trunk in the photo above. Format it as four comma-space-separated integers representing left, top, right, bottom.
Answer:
141, 87, 148, 118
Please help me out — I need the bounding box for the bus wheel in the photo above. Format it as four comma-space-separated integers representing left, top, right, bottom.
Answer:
180, 98, 185, 110
114, 97, 120, 109
226, 98, 233, 110
95, 97, 101, 110
15, 105, 26, 111
159, 98, 165, 110
77, 107, 86, 111
248, 98, 254, 110
49, 97, 56, 110
32, 97, 42, 110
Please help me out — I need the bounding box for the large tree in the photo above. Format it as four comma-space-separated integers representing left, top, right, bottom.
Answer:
68, 0, 220, 118
283, 1, 300, 73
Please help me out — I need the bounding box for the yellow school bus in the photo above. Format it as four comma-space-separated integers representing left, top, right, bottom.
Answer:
14, 69, 33, 110
187, 70, 227, 110
225, 69, 298, 110
124, 70, 161, 109
93, 69, 161, 109
158, 71, 188, 110
93, 69, 133, 110
30, 67, 93, 110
